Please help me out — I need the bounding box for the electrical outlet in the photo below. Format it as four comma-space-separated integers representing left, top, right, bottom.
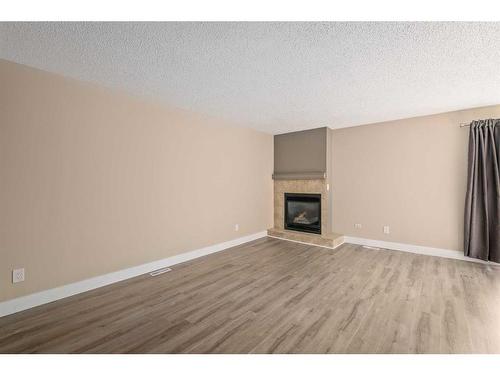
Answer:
12, 268, 25, 283
234, 224, 239, 232
383, 225, 390, 234
354, 223, 362, 229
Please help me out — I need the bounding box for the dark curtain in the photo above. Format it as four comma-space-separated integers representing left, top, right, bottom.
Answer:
464, 119, 500, 262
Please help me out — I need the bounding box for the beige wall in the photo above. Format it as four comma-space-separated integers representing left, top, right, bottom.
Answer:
0, 60, 273, 302
331, 104, 500, 252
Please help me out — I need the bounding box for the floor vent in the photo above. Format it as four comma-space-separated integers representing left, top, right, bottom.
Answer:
149, 267, 172, 277
362, 245, 381, 250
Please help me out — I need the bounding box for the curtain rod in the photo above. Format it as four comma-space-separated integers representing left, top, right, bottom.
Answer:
460, 120, 500, 127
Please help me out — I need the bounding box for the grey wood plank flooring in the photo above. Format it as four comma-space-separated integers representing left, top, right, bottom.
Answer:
0, 237, 499, 353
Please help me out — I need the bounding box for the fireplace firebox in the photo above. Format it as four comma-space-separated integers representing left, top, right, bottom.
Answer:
284, 193, 321, 234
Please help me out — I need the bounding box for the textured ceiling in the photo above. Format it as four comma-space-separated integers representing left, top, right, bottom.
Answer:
1, 22, 500, 134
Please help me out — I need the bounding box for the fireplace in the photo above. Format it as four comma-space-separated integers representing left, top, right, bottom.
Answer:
284, 193, 321, 234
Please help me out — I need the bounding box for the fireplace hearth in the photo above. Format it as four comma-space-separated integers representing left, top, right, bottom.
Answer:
284, 193, 321, 234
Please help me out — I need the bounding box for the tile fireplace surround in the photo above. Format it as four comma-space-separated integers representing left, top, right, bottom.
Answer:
268, 179, 344, 249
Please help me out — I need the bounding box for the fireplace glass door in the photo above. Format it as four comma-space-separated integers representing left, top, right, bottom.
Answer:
284, 193, 321, 234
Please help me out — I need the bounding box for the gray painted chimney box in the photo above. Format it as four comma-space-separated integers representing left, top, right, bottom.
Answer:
273, 127, 329, 180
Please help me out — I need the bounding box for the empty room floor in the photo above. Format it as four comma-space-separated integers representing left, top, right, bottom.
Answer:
0, 237, 499, 354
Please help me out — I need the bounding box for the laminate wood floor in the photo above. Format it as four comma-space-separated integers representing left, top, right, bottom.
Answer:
1, 237, 499, 353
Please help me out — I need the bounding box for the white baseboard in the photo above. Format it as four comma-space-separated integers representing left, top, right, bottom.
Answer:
0, 231, 267, 318
344, 236, 499, 266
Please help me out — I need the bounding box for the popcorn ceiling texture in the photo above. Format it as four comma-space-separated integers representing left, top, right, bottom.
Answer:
1, 22, 500, 134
